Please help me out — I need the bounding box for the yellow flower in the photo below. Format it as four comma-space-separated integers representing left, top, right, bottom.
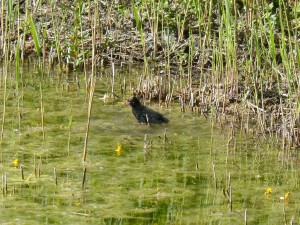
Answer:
284, 192, 290, 201
265, 188, 272, 195
279, 192, 290, 202
115, 144, 123, 156
13, 159, 19, 168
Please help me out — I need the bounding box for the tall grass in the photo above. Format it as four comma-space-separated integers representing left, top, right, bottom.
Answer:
28, 12, 41, 57
83, 1, 98, 163
0, 64, 7, 144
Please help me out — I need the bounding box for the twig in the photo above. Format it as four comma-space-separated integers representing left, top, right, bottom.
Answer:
82, 167, 87, 190
212, 160, 217, 190
54, 167, 58, 186
20, 165, 24, 180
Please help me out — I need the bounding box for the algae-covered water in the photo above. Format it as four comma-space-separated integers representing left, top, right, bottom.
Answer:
0, 66, 299, 224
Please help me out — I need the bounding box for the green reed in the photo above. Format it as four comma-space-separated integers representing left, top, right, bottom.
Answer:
39, 73, 45, 146
0, 0, 4, 49
67, 111, 73, 157
28, 12, 41, 57
133, 3, 147, 71
0, 54, 8, 145
50, 1, 62, 68
176, 0, 191, 42
83, 2, 98, 163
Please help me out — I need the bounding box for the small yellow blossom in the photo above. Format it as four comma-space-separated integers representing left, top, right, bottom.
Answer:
265, 188, 272, 195
115, 144, 123, 156
13, 159, 19, 168
284, 192, 290, 201
279, 192, 290, 201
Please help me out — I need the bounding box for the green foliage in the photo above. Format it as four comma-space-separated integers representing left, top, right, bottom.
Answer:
28, 12, 41, 57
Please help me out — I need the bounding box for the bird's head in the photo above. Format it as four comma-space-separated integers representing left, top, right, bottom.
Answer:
124, 96, 142, 107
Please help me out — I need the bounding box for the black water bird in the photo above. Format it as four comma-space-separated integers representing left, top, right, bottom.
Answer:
125, 97, 169, 124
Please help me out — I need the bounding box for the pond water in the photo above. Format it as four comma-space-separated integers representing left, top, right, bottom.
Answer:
0, 65, 299, 224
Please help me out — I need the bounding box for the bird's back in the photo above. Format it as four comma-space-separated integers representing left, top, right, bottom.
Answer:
125, 96, 169, 124
132, 105, 169, 124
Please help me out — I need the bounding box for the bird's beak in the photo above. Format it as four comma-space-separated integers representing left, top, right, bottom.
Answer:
124, 99, 130, 105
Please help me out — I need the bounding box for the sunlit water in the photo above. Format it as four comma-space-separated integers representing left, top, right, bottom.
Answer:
0, 66, 299, 224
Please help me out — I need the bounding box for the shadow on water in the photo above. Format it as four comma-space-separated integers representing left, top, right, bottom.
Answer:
0, 66, 299, 224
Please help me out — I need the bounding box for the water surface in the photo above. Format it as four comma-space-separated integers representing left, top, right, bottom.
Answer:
0, 66, 299, 224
